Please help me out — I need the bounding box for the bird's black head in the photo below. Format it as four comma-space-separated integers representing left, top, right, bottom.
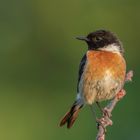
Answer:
76, 30, 124, 54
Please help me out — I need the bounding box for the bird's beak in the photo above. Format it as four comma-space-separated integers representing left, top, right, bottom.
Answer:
76, 36, 90, 42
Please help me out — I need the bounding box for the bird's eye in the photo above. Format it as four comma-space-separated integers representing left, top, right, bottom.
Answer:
92, 37, 102, 42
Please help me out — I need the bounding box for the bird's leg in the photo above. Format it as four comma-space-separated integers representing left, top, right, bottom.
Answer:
90, 105, 106, 133
90, 105, 98, 120
96, 101, 112, 118
96, 101, 103, 113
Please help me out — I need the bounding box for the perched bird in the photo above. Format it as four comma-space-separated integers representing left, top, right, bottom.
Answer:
59, 29, 126, 129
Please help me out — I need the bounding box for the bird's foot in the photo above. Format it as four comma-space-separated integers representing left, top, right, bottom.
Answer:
96, 117, 113, 134
96, 118, 107, 134
96, 102, 112, 118
102, 108, 112, 118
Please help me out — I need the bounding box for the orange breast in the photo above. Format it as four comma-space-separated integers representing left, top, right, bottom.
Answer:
81, 50, 126, 104
86, 50, 126, 80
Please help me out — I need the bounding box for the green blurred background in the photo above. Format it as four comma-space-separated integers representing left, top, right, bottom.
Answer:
0, 0, 139, 140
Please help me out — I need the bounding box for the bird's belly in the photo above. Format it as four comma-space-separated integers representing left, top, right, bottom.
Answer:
81, 74, 122, 104
94, 76, 121, 102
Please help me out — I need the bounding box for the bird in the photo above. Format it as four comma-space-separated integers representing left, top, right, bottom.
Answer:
59, 29, 126, 129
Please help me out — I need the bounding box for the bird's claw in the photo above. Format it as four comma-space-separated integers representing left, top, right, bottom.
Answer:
96, 118, 107, 134
102, 108, 112, 118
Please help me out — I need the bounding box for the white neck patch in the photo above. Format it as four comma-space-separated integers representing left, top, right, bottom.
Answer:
99, 44, 121, 53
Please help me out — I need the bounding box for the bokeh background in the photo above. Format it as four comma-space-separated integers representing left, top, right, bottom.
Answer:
0, 0, 140, 140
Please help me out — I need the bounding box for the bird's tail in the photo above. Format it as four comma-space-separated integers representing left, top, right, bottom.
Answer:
59, 100, 83, 129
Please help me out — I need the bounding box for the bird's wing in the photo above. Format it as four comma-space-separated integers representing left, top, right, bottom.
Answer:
77, 54, 87, 92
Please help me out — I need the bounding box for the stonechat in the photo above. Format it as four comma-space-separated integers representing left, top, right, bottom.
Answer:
60, 29, 126, 128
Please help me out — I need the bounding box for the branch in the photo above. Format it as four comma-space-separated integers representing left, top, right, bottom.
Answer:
96, 70, 133, 140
